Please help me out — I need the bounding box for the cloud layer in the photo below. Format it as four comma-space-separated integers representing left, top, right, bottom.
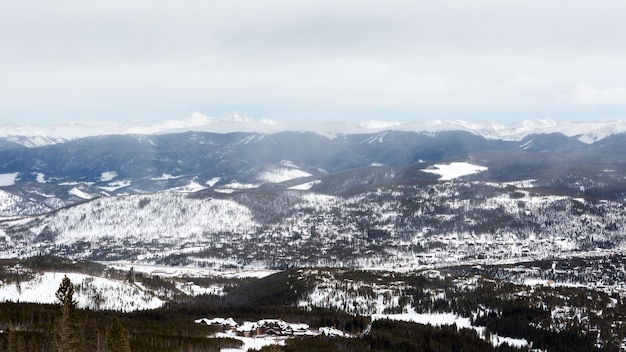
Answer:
1, 1, 626, 124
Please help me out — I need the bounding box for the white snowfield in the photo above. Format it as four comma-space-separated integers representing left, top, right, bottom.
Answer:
0, 272, 163, 312
422, 162, 488, 181
257, 168, 312, 183
0, 173, 19, 187
373, 310, 529, 349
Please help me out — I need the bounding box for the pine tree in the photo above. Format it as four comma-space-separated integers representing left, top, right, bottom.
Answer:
107, 317, 131, 352
54, 275, 83, 352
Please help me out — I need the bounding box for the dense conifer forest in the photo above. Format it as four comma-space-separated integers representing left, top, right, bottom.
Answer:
3, 257, 626, 351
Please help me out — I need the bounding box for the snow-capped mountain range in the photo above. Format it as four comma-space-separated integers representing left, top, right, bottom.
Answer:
3, 112, 626, 147
3, 112, 626, 271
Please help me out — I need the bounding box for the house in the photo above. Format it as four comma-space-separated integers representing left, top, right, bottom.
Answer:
196, 317, 313, 337
195, 317, 239, 333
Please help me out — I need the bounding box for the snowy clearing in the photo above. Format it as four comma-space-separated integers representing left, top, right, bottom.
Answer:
68, 187, 93, 200
221, 181, 258, 189
150, 173, 181, 181
289, 180, 320, 190
215, 332, 286, 352
35, 173, 46, 183
0, 272, 163, 311
374, 309, 528, 348
257, 168, 312, 183
504, 179, 537, 188
104, 261, 278, 279
422, 162, 487, 180
100, 171, 118, 182
372, 312, 471, 329
0, 173, 19, 187
168, 181, 206, 193
99, 180, 132, 192
206, 177, 221, 187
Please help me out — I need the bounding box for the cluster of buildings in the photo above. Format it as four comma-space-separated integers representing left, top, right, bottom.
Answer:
196, 317, 352, 338
195, 317, 315, 337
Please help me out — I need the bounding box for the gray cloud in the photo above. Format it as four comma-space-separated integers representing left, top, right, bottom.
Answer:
1, 0, 626, 124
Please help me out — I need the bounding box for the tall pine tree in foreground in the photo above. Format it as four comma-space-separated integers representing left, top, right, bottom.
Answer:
107, 317, 131, 352
54, 275, 83, 352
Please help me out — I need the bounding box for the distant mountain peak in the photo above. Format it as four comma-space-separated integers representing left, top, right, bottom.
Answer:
359, 120, 402, 129
218, 111, 254, 122
3, 114, 626, 147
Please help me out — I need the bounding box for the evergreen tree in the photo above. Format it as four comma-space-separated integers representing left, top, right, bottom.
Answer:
107, 317, 131, 352
54, 275, 83, 352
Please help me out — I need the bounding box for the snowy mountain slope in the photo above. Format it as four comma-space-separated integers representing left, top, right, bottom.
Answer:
3, 180, 626, 268
0, 271, 164, 311
2, 129, 626, 220
25, 192, 257, 246
0, 189, 52, 218
1, 128, 624, 196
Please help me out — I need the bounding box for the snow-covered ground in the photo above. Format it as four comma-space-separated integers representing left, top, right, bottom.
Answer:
104, 261, 278, 279
422, 162, 488, 180
0, 272, 163, 311
198, 317, 350, 352
0, 173, 19, 187
168, 181, 206, 193
0, 190, 51, 218
374, 308, 529, 349
215, 332, 286, 352
221, 181, 259, 190
26, 192, 258, 246
372, 311, 472, 328
99, 180, 132, 192
100, 171, 118, 182
150, 173, 182, 181
257, 168, 312, 183
289, 180, 320, 190
206, 177, 221, 187
68, 187, 93, 200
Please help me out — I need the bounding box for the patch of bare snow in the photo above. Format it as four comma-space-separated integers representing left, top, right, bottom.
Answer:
372, 311, 472, 329
375, 308, 529, 348
99, 180, 132, 192
257, 168, 312, 183
422, 162, 487, 181
215, 332, 286, 352
0, 272, 163, 312
151, 173, 181, 181
100, 171, 118, 182
0, 173, 19, 186
222, 181, 258, 189
105, 261, 279, 280
504, 179, 537, 188
169, 181, 206, 193
289, 180, 321, 190
68, 187, 93, 199
213, 188, 235, 193
206, 177, 221, 187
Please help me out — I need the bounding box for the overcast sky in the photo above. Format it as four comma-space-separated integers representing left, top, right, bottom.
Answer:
1, 0, 626, 125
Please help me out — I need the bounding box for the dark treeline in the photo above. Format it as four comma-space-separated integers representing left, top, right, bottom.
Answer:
3, 263, 626, 351
260, 320, 527, 352
0, 302, 241, 352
